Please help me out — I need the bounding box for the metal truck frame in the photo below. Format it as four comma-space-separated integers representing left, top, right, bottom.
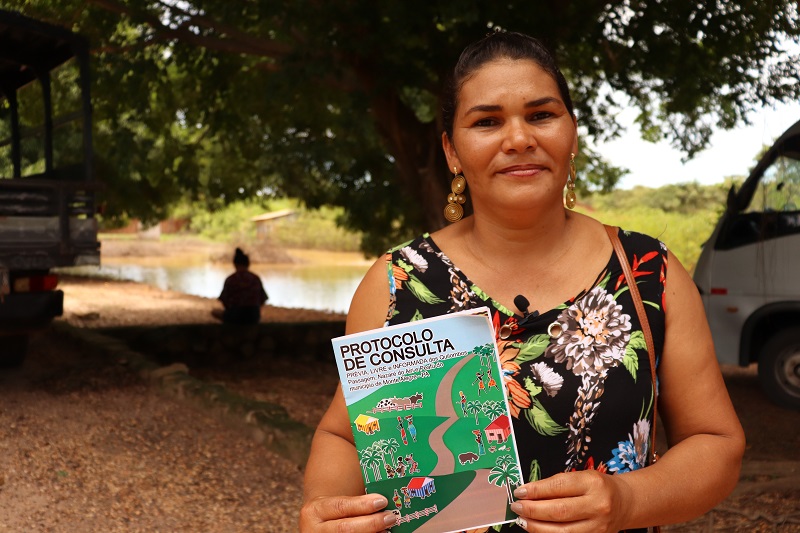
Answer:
0, 9, 99, 365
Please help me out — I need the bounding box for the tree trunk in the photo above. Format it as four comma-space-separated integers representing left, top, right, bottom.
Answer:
370, 91, 450, 233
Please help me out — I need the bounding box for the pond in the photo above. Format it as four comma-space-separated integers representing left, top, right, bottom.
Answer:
62, 249, 373, 315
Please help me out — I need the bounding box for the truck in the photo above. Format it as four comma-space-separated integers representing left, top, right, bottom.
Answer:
0, 9, 100, 366
693, 118, 800, 410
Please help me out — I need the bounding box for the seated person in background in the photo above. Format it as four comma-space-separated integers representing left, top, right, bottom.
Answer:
211, 247, 268, 325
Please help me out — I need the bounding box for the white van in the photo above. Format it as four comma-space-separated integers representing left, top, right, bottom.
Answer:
693, 119, 800, 410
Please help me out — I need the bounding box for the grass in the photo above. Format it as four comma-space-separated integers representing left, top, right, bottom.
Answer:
580, 181, 733, 273
579, 205, 720, 273
98, 181, 732, 272
102, 198, 366, 253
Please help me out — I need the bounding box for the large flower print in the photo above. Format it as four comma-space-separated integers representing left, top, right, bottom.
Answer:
608, 419, 651, 473
545, 286, 633, 470
547, 285, 631, 377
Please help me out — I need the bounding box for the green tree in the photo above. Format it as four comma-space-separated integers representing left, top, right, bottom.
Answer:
381, 438, 400, 465
482, 400, 506, 421
367, 442, 384, 480
488, 454, 522, 504
4, 1, 798, 252
359, 446, 378, 483
466, 399, 483, 424
473, 342, 494, 367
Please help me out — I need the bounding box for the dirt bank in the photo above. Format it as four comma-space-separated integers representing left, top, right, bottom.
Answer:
99, 236, 297, 264
58, 274, 345, 329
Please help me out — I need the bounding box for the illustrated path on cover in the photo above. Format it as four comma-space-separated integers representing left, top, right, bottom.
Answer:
423, 352, 508, 531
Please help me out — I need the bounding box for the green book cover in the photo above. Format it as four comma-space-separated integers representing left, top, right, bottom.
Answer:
332, 307, 523, 533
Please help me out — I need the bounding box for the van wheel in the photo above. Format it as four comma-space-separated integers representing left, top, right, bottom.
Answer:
758, 328, 800, 410
0, 334, 28, 368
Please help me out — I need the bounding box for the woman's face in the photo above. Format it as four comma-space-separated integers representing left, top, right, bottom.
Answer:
443, 58, 578, 216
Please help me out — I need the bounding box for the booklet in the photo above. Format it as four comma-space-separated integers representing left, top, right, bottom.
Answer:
331, 307, 523, 533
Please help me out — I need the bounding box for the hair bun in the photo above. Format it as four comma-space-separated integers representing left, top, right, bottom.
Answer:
233, 247, 249, 265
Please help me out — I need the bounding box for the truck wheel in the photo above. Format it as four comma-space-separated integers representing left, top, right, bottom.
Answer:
758, 328, 800, 410
0, 334, 28, 368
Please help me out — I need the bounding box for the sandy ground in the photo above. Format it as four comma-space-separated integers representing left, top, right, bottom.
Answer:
99, 236, 297, 265
58, 274, 345, 329
1, 238, 798, 532
1, 330, 305, 532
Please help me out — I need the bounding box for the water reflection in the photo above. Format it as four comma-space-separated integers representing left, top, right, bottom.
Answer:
63, 257, 370, 314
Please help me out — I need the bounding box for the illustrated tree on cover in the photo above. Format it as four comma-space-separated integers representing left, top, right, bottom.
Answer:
466, 400, 483, 424
6, 1, 799, 252
482, 400, 506, 421
359, 454, 371, 482
488, 454, 522, 504
366, 445, 384, 482
381, 438, 400, 465
473, 343, 494, 367
359, 446, 379, 483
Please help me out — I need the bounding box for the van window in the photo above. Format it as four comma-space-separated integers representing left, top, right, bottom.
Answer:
716, 154, 800, 250
745, 155, 800, 213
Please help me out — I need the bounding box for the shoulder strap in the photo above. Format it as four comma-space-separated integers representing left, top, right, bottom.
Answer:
604, 225, 659, 468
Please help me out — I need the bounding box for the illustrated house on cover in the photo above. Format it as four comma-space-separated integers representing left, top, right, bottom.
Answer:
354, 414, 380, 435
406, 477, 437, 498
484, 414, 511, 444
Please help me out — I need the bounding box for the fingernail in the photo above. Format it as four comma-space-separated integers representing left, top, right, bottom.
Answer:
514, 487, 527, 498
373, 497, 388, 510
515, 516, 528, 529
384, 512, 399, 526
510, 502, 523, 513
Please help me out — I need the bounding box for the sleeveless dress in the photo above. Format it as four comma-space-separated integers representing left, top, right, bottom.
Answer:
383, 228, 668, 533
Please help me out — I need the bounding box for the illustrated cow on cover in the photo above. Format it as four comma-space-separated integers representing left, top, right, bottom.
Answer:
373, 392, 423, 412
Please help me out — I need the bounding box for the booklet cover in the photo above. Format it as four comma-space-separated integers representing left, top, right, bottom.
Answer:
331, 307, 523, 533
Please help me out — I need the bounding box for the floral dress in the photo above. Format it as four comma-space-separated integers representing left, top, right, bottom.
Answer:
384, 228, 667, 533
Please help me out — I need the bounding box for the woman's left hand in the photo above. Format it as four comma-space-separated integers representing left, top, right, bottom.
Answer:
510, 470, 632, 532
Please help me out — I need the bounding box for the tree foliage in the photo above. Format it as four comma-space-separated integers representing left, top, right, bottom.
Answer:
589, 180, 736, 215
3, 0, 798, 253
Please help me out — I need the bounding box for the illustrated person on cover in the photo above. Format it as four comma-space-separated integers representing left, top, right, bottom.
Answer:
395, 456, 406, 477
404, 415, 417, 442
392, 489, 402, 512
300, 31, 744, 532
396, 416, 408, 445
487, 368, 500, 391
211, 247, 268, 325
473, 429, 486, 456
406, 454, 419, 474
472, 370, 486, 395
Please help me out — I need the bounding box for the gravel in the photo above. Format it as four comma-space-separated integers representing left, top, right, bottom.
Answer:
0, 331, 305, 532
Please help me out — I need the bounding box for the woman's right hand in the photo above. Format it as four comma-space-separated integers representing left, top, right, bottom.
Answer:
299, 493, 398, 532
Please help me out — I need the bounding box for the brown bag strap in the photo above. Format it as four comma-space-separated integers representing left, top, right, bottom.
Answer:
604, 226, 658, 455
605, 225, 661, 533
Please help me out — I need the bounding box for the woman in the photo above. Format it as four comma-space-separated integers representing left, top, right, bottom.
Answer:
211, 247, 268, 325
300, 31, 744, 532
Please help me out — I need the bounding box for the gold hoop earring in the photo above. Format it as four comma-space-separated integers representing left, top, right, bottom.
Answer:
565, 153, 577, 210
444, 167, 467, 222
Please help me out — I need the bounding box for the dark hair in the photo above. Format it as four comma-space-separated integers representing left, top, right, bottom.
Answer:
233, 247, 249, 267
442, 31, 574, 140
